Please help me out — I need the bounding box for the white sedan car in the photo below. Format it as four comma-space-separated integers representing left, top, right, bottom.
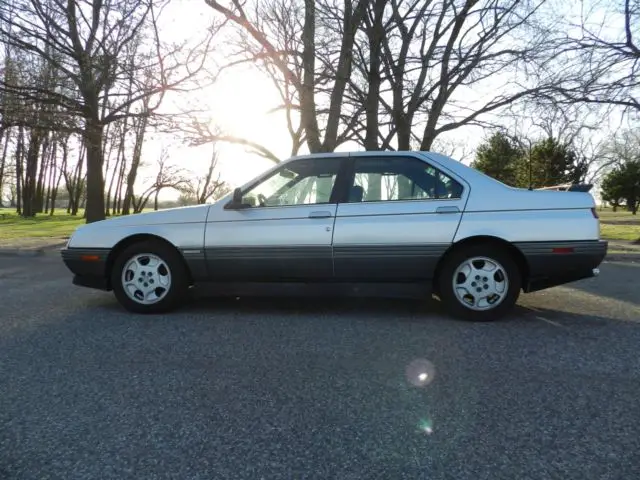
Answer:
61, 151, 607, 321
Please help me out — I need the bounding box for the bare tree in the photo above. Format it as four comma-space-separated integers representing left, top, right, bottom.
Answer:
132, 146, 189, 213
204, 0, 368, 154
205, 0, 562, 157
190, 0, 307, 160
551, 0, 640, 115
501, 99, 620, 184
0, 128, 10, 206
189, 144, 231, 204
62, 140, 86, 216
188, 120, 282, 163
0, 0, 218, 222
346, 0, 559, 151
122, 92, 152, 215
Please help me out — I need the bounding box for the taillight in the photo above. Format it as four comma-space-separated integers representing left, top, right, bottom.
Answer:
591, 207, 599, 219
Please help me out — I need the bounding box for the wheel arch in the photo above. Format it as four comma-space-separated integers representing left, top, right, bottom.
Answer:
105, 234, 193, 289
433, 235, 529, 293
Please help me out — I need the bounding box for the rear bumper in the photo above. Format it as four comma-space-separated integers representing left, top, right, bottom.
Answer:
61, 247, 111, 291
516, 240, 608, 293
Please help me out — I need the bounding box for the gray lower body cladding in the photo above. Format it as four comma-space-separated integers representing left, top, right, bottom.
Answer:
61, 240, 608, 296
515, 240, 608, 292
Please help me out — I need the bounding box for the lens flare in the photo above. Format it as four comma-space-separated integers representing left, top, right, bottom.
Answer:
417, 418, 434, 435
405, 358, 436, 387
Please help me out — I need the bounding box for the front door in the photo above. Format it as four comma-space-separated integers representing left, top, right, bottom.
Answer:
205, 157, 344, 281
332, 154, 468, 281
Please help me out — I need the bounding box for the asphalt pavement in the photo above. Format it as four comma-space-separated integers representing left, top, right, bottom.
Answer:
0, 255, 639, 480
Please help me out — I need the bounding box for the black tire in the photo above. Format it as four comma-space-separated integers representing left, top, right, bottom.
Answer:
437, 243, 521, 322
111, 240, 189, 314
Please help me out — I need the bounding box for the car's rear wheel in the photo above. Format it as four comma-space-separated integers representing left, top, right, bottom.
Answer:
438, 244, 521, 321
111, 240, 189, 314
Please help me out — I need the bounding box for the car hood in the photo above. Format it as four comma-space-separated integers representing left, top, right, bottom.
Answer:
84, 204, 211, 228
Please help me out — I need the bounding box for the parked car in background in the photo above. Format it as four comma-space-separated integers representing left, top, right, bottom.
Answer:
61, 151, 607, 321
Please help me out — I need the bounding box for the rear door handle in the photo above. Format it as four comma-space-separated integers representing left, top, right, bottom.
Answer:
436, 206, 460, 214
308, 211, 333, 219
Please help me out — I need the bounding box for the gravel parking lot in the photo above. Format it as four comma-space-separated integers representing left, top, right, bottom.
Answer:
0, 255, 639, 479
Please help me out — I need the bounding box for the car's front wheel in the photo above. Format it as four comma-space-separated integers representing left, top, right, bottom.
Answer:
111, 240, 189, 314
438, 244, 521, 321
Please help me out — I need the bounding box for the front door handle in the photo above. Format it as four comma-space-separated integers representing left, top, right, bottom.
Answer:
436, 206, 460, 214
308, 211, 333, 219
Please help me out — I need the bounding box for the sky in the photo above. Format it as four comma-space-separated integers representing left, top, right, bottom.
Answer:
138, 0, 628, 201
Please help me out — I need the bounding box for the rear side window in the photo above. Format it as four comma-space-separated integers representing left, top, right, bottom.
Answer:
348, 157, 463, 202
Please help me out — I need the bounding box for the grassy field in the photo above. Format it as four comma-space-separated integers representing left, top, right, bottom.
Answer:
1, 206, 639, 243
0, 208, 85, 241
598, 207, 640, 242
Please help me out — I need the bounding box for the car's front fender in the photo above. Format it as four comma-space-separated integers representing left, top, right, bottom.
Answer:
68, 222, 206, 251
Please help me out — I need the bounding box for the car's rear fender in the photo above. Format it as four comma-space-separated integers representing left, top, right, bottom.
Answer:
454, 208, 600, 243
449, 208, 606, 293
432, 235, 530, 293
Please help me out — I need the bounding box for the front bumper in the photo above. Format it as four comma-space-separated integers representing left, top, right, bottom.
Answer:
61, 247, 111, 291
516, 240, 608, 293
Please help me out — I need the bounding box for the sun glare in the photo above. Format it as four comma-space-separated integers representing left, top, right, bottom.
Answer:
196, 65, 294, 186
152, 1, 293, 192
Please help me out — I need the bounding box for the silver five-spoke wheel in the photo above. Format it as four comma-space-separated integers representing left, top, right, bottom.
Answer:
452, 256, 509, 311
121, 253, 172, 305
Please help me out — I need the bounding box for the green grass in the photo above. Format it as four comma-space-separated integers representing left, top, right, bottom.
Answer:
597, 207, 640, 242
0, 208, 85, 240
0, 207, 160, 242
600, 223, 640, 242
598, 207, 639, 223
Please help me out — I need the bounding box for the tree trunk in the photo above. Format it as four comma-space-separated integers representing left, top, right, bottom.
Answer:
50, 140, 67, 216
0, 128, 10, 207
105, 132, 125, 216
35, 134, 50, 213
364, 0, 385, 151
9, 184, 16, 207
102, 123, 116, 216
396, 120, 412, 150
420, 127, 438, 151
22, 131, 42, 218
115, 190, 122, 214
121, 115, 148, 215
300, 0, 322, 153
50, 170, 63, 216
44, 139, 57, 214
114, 152, 127, 215
84, 119, 106, 223
44, 167, 52, 214
320, 0, 365, 152
15, 126, 24, 214
71, 145, 85, 216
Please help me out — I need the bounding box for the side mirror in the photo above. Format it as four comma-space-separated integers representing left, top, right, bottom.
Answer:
233, 187, 243, 203
224, 187, 251, 210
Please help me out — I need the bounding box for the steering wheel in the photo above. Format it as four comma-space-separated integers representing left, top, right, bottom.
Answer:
257, 193, 267, 207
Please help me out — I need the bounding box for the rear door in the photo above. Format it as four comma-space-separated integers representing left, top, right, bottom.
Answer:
332, 154, 468, 281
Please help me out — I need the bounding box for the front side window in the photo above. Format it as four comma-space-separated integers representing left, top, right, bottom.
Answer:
242, 158, 342, 207
348, 157, 463, 203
